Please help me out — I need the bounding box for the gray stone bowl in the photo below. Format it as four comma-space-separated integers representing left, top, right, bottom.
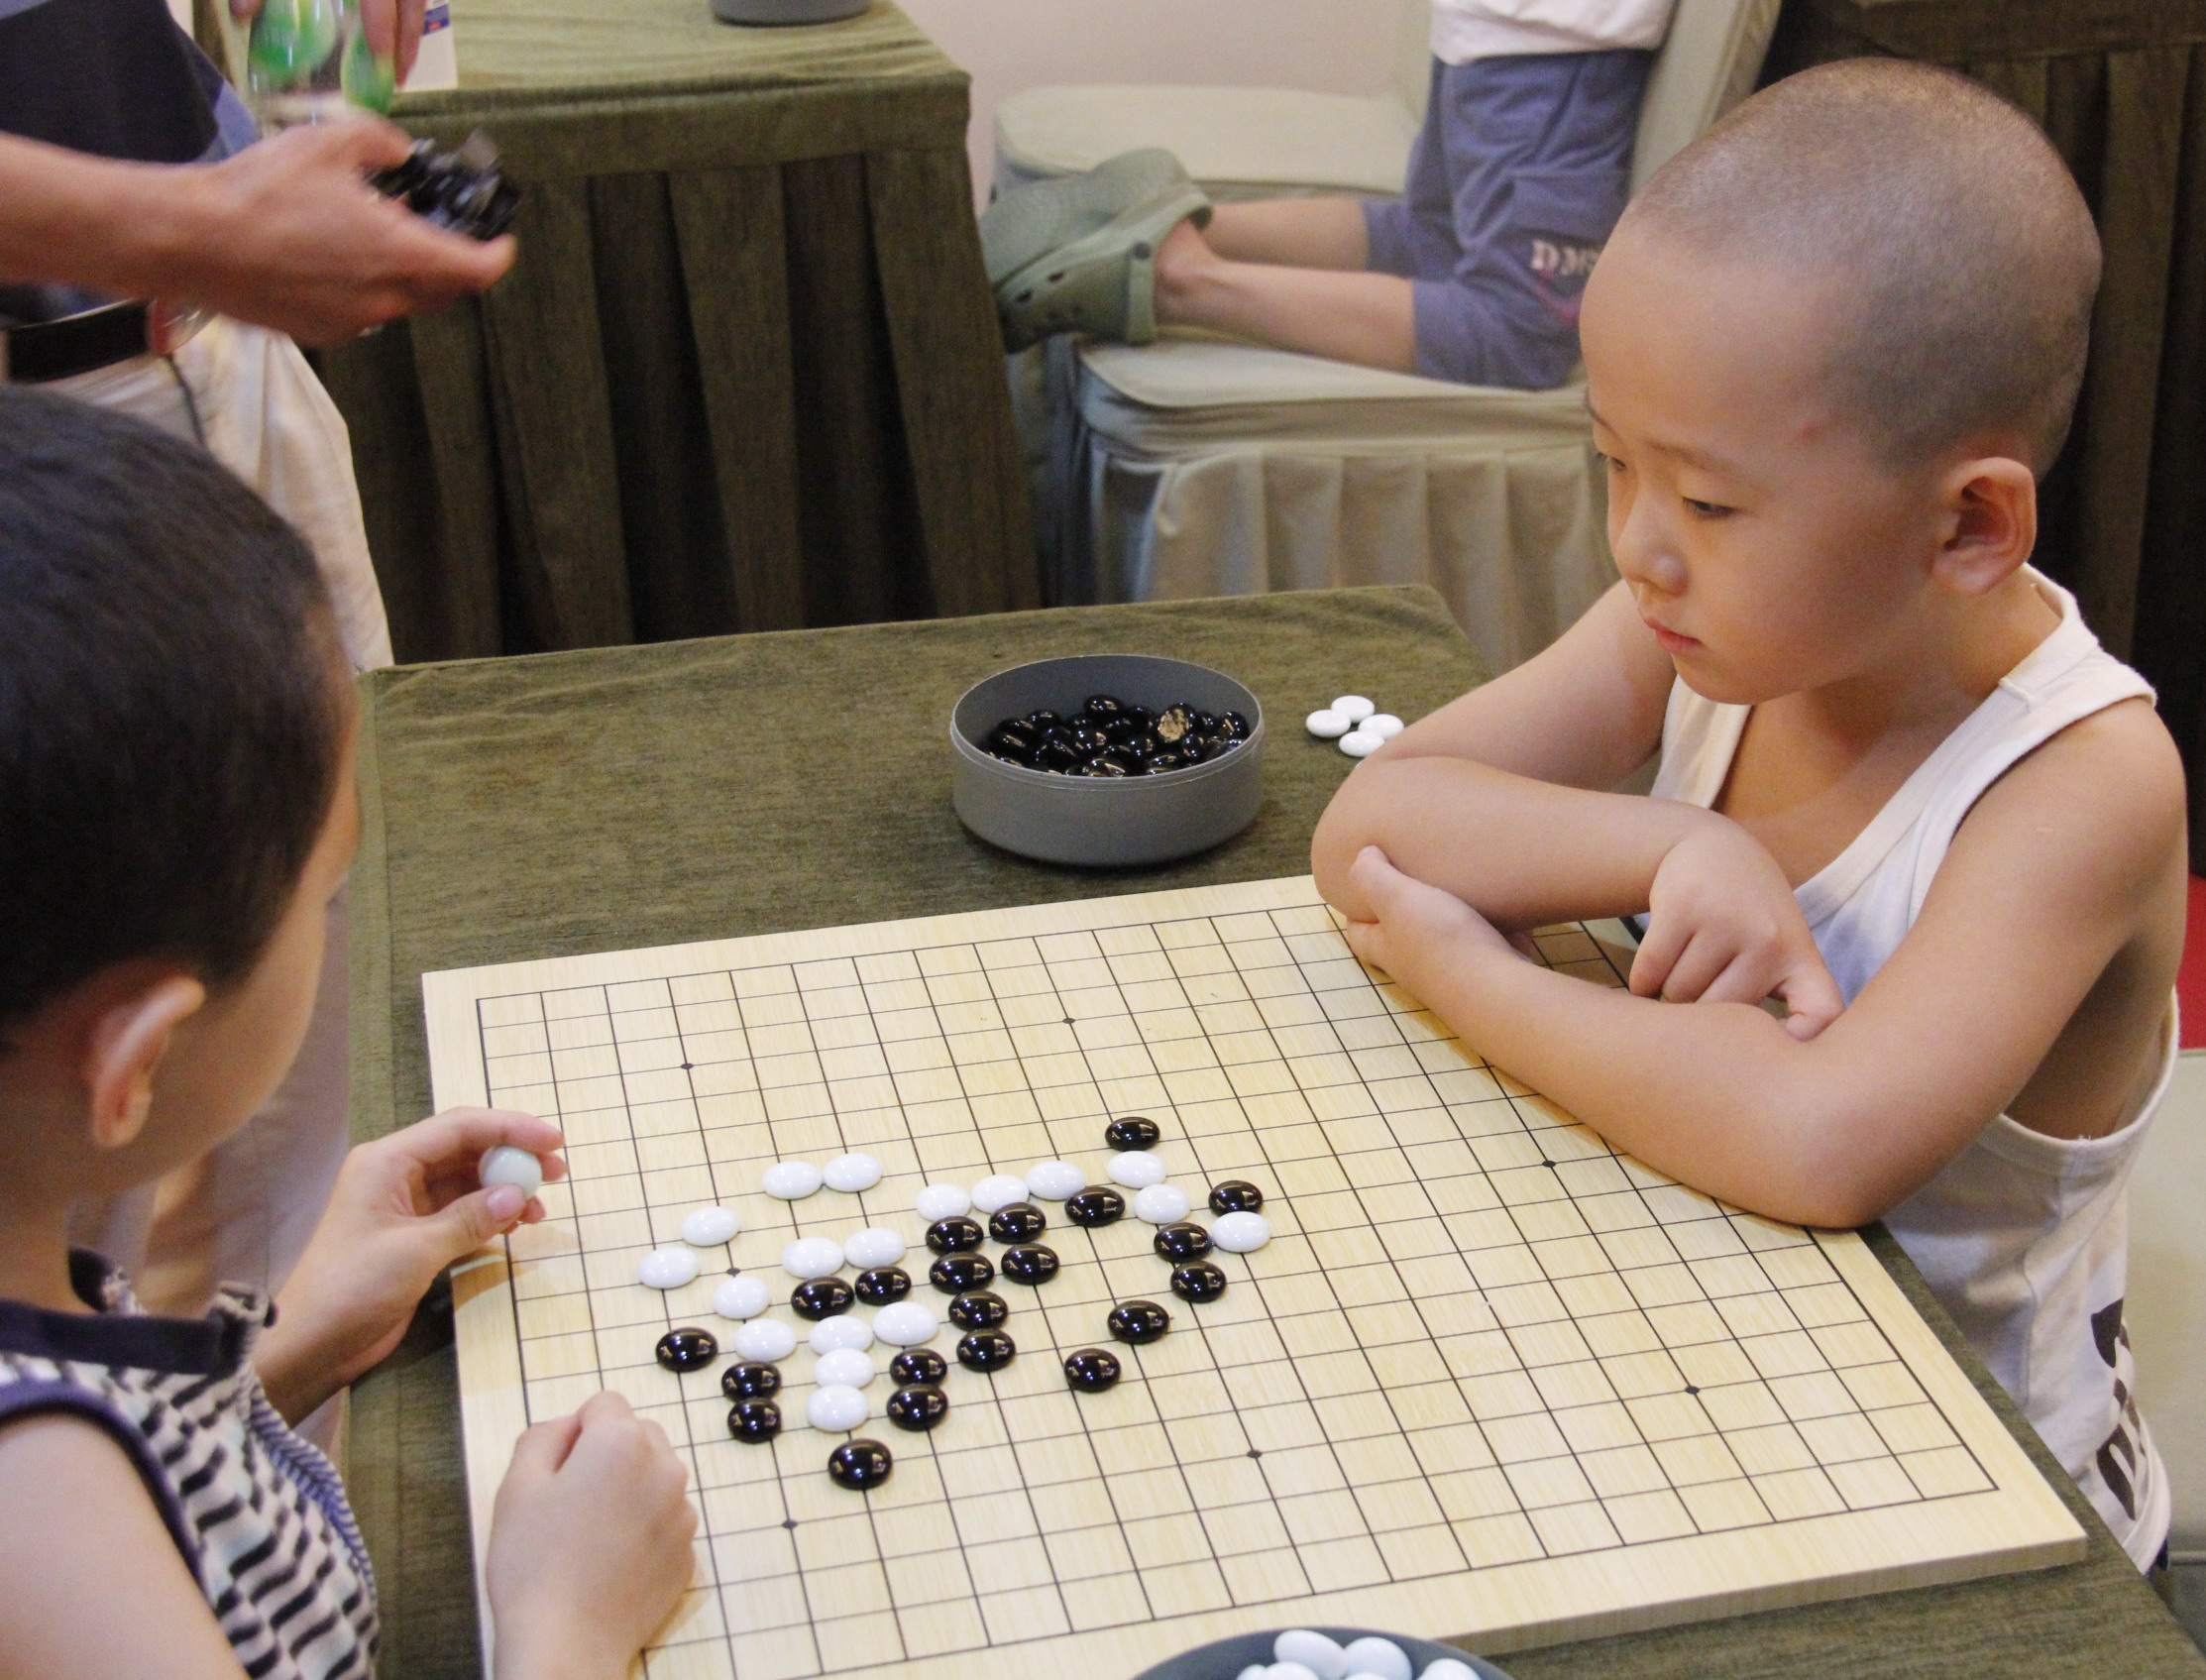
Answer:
710, 0, 868, 25
1134, 1626, 1513, 1680
949, 653, 1264, 867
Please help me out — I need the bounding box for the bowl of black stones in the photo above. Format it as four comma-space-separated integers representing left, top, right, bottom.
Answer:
1136, 1625, 1512, 1680
949, 653, 1265, 866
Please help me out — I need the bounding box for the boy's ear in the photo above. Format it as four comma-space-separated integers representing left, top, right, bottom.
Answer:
1933, 453, 2037, 598
81, 975, 207, 1152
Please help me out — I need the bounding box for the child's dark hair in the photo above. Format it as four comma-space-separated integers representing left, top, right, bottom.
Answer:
0, 390, 348, 1027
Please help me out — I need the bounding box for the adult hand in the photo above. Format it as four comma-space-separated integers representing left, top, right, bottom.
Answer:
231, 0, 428, 83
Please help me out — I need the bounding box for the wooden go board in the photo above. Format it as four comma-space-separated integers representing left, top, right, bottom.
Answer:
424, 876, 2083, 1679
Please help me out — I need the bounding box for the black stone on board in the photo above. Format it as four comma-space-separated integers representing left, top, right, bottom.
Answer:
889, 1348, 948, 1386
1208, 1180, 1265, 1214
885, 1384, 949, 1432
988, 1202, 1048, 1243
999, 1244, 1059, 1286
1064, 1187, 1126, 1228
1063, 1348, 1122, 1393
1105, 1116, 1161, 1150
1169, 1261, 1228, 1304
827, 1439, 894, 1490
926, 1216, 984, 1255
720, 1361, 783, 1400
854, 1267, 912, 1305
654, 1326, 717, 1374
1152, 1222, 1212, 1262
790, 1278, 854, 1320
725, 1399, 782, 1442
947, 1290, 1009, 1330
956, 1330, 1017, 1372
1107, 1299, 1171, 1345
930, 1253, 994, 1294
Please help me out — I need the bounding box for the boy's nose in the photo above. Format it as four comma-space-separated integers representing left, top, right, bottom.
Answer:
1608, 504, 1688, 598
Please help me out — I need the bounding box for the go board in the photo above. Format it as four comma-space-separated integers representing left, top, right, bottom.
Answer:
424, 876, 2084, 1680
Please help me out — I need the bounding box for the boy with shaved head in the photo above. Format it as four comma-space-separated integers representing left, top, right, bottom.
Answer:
1313, 59, 2183, 1571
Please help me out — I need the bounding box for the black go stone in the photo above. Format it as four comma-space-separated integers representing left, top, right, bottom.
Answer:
988, 1202, 1048, 1243
956, 1330, 1017, 1372
947, 1290, 1009, 1330
854, 1267, 912, 1305
1209, 1179, 1266, 1214
930, 1253, 994, 1294
926, 1216, 985, 1255
1063, 1347, 1122, 1394
790, 1278, 854, 1320
1151, 705, 1195, 746
1064, 1187, 1126, 1228
720, 1361, 782, 1400
725, 1399, 782, 1442
1107, 1299, 1171, 1345
1152, 1222, 1213, 1262
889, 1348, 948, 1386
1105, 1116, 1161, 1150
1222, 711, 1253, 740
1000, 1244, 1059, 1286
885, 1384, 949, 1432
1082, 694, 1128, 723
654, 1326, 717, 1374
1170, 1261, 1229, 1304
827, 1439, 894, 1491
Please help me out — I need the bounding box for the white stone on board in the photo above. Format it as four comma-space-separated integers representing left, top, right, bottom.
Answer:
762, 1161, 824, 1199
1304, 709, 1350, 739
914, 1182, 971, 1221
1273, 1630, 1348, 1679
843, 1227, 907, 1269
813, 1347, 877, 1389
1364, 714, 1405, 739
636, 1246, 701, 1289
823, 1152, 882, 1192
870, 1301, 938, 1346
712, 1275, 771, 1320
1211, 1210, 1272, 1253
679, 1205, 740, 1247
1131, 1183, 1191, 1224
809, 1314, 874, 1355
477, 1145, 543, 1198
1024, 1160, 1084, 1199
806, 1384, 869, 1432
1338, 730, 1383, 758
1339, 1638, 1411, 1680
1329, 695, 1376, 723
731, 1317, 798, 1362
1107, 1150, 1166, 1188
970, 1175, 1028, 1213
781, 1237, 844, 1280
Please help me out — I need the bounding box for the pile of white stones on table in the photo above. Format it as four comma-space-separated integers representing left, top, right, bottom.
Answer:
583, 1120, 1271, 1492
1241, 1630, 1481, 1680
1304, 695, 1405, 759
983, 694, 1252, 777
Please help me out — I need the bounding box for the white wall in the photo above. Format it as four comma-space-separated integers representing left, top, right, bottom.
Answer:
897, 0, 1413, 202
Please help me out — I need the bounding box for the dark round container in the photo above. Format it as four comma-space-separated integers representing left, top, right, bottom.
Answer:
1133, 1627, 1513, 1680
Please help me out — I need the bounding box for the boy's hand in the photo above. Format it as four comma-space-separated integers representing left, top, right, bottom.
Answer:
487, 1392, 698, 1680
1634, 823, 1844, 1040
1341, 845, 1524, 986
256, 1108, 564, 1423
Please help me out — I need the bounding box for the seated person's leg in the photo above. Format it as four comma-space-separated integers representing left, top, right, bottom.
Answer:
1199, 198, 1371, 272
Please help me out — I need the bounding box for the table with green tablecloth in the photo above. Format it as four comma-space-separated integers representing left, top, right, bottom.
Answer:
348, 586, 2202, 1677
306, 0, 1034, 663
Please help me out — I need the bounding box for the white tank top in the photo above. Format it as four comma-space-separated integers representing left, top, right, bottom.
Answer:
1648, 571, 2172, 1568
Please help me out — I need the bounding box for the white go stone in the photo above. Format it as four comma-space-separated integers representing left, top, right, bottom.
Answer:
809, 1316, 874, 1355
679, 1204, 740, 1247
1132, 1183, 1192, 1224
1304, 709, 1350, 739
1417, 1662, 1483, 1680
970, 1175, 1028, 1213
1107, 1150, 1166, 1188
1338, 730, 1383, 758
1237, 1667, 1268, 1680
731, 1317, 797, 1362
870, 1301, 938, 1346
1211, 1210, 1273, 1253
477, 1145, 543, 1198
1340, 1638, 1411, 1680
1330, 695, 1377, 723
1274, 1630, 1349, 1679
807, 1384, 870, 1432
843, 1227, 907, 1269
813, 1347, 876, 1389
1364, 714, 1405, 738
914, 1182, 971, 1221
1265, 1665, 1321, 1680
636, 1246, 700, 1289
781, 1237, 844, 1280
1024, 1160, 1084, 1199
712, 1275, 771, 1320
761, 1160, 824, 1199
823, 1152, 882, 1192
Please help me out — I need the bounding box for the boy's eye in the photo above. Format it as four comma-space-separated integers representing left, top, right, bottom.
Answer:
1683, 496, 1733, 518
1595, 451, 1625, 473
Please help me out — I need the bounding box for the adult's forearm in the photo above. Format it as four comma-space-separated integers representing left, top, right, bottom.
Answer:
0, 135, 210, 298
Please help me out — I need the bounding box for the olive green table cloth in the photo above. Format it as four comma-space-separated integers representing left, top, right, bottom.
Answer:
313, 0, 1034, 664
347, 588, 2202, 1678
1763, 0, 2206, 870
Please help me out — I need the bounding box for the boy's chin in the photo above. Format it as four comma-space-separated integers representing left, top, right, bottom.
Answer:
1673, 656, 1788, 708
